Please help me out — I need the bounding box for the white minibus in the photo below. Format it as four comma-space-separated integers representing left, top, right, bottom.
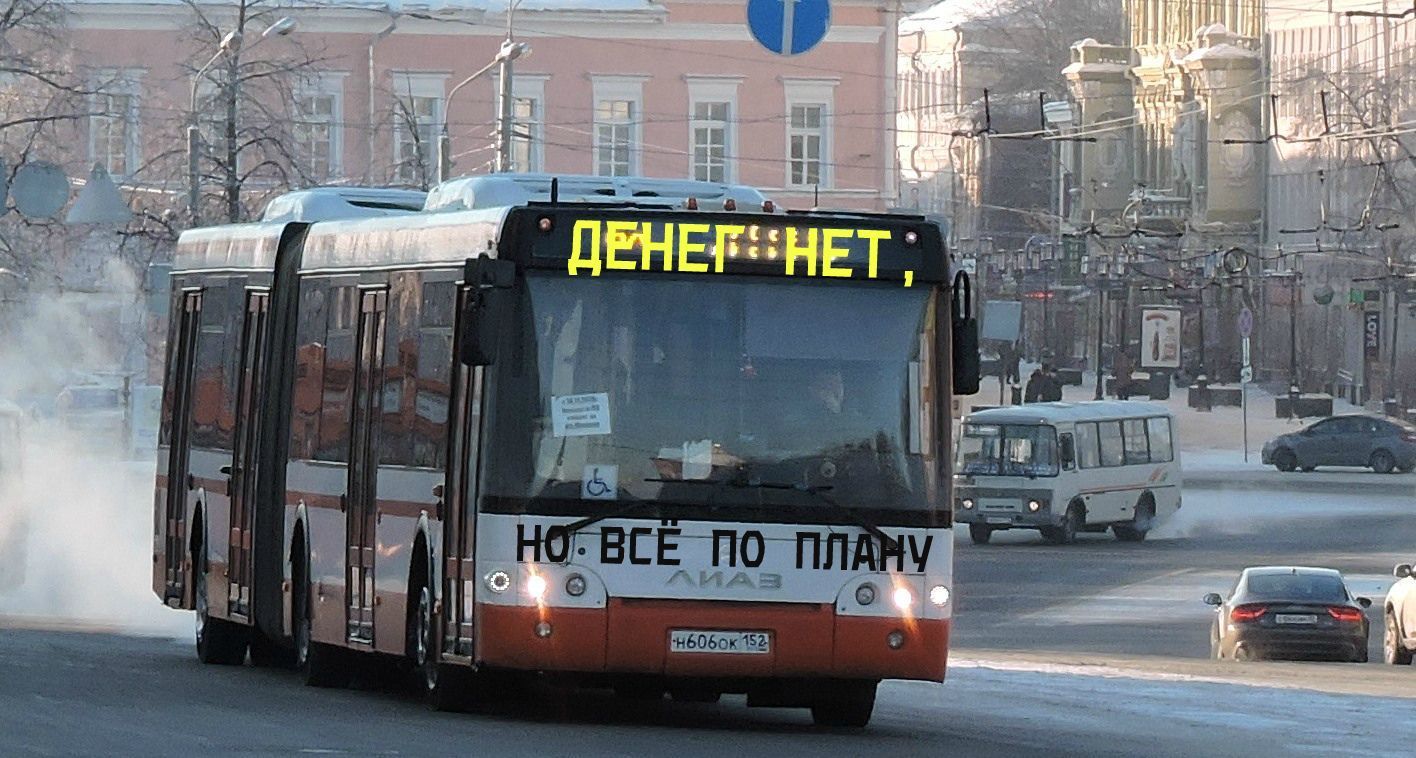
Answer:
954, 401, 1181, 544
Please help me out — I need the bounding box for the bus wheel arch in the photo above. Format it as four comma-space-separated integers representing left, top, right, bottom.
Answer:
1114, 492, 1154, 542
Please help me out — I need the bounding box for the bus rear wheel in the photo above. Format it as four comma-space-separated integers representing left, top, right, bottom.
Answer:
194, 539, 248, 666
1114, 496, 1154, 542
967, 524, 993, 545
294, 549, 350, 689
810, 680, 877, 728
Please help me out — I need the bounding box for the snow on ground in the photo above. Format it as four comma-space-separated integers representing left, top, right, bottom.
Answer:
902, 662, 1416, 756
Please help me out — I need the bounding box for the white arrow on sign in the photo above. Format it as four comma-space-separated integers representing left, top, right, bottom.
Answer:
781, 0, 799, 56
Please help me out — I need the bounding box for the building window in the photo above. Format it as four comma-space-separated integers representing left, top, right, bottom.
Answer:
591, 75, 646, 177
492, 73, 546, 174
686, 76, 740, 184
511, 97, 540, 172
391, 74, 446, 187
90, 73, 141, 179
788, 104, 824, 187
295, 81, 343, 183
691, 102, 729, 183
595, 99, 634, 177
784, 78, 835, 189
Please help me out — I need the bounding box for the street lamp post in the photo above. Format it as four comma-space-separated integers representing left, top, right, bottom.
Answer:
187, 17, 296, 224
438, 37, 528, 183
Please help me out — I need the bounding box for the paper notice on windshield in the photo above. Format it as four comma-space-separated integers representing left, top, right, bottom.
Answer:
682, 439, 713, 480
551, 393, 612, 437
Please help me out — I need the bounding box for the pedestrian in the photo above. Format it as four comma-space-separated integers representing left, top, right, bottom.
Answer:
1041, 363, 1063, 402
1003, 341, 1021, 386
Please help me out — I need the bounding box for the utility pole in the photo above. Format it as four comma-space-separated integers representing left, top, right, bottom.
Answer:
496, 0, 520, 172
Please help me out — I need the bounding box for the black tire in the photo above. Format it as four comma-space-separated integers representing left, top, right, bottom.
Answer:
1353, 645, 1369, 664
1385, 611, 1414, 665
194, 539, 248, 666
1371, 449, 1396, 474
1273, 448, 1297, 472
968, 524, 993, 545
810, 680, 877, 728
294, 548, 350, 688
1043, 505, 1082, 545
1301, 466, 1317, 473
1114, 496, 1154, 542
409, 580, 470, 710
1233, 644, 1260, 662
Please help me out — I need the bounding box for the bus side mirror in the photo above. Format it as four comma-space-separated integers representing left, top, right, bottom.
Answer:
459, 256, 517, 367
1059, 435, 1075, 468
951, 270, 981, 395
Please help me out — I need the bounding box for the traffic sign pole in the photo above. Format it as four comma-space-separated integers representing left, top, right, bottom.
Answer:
1238, 308, 1253, 463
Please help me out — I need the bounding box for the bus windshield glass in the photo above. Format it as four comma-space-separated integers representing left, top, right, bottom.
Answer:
481, 271, 937, 520
958, 423, 1059, 477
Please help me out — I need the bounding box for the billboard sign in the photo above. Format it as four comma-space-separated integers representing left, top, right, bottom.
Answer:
1364, 311, 1382, 362
1140, 307, 1182, 369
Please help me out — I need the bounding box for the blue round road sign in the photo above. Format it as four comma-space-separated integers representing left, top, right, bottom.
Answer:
747, 0, 831, 56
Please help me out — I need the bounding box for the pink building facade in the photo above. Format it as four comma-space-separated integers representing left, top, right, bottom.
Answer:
63, 0, 923, 213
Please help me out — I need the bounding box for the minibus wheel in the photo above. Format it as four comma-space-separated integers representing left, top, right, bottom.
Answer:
967, 524, 993, 545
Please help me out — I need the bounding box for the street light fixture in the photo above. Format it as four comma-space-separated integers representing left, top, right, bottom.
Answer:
438, 38, 530, 182
187, 16, 298, 222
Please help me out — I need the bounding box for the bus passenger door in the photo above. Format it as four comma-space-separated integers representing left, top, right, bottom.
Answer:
226, 290, 269, 619
163, 291, 202, 606
442, 284, 482, 656
346, 288, 386, 644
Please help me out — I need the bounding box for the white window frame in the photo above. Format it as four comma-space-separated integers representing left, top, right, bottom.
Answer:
685, 76, 741, 184
493, 73, 548, 173
294, 72, 346, 182
88, 69, 143, 179
783, 77, 837, 189
591, 75, 648, 176
390, 72, 447, 186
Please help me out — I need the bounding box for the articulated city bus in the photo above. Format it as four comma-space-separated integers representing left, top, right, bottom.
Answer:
153, 174, 976, 727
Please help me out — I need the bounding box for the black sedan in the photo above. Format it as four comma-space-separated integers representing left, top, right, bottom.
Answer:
1205, 566, 1372, 662
1261, 415, 1416, 473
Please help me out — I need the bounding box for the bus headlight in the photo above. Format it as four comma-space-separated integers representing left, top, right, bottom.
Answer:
929, 585, 951, 606
565, 574, 587, 597
960, 498, 975, 510
485, 570, 511, 594
892, 586, 913, 611
525, 574, 548, 601
1027, 499, 1043, 513
855, 582, 877, 606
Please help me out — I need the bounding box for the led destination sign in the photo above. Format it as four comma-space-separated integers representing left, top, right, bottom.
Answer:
537, 216, 940, 286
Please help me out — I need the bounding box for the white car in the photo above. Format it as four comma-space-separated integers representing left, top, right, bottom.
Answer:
1384, 561, 1416, 665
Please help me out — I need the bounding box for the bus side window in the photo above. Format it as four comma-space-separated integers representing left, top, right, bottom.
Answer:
290, 279, 328, 461
1074, 422, 1100, 469
1147, 416, 1173, 462
1122, 418, 1149, 465
1059, 433, 1076, 470
1097, 421, 1124, 467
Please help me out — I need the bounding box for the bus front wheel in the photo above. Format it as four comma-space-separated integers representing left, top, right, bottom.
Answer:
967, 524, 993, 545
810, 680, 877, 728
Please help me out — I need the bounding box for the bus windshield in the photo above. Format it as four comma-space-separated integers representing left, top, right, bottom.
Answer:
480, 271, 937, 522
958, 423, 1059, 477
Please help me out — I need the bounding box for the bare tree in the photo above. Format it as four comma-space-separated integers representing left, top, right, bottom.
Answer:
180, 0, 333, 223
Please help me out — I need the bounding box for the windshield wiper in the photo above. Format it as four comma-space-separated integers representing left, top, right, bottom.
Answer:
559, 497, 655, 538
647, 476, 900, 553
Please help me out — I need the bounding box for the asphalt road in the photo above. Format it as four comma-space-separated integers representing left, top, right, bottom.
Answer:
2, 474, 1414, 756
954, 474, 1416, 664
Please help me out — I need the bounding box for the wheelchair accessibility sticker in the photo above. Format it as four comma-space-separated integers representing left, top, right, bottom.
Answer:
582, 465, 618, 500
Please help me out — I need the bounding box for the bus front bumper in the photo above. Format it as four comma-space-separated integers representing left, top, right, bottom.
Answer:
474, 599, 949, 682
955, 490, 1056, 528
